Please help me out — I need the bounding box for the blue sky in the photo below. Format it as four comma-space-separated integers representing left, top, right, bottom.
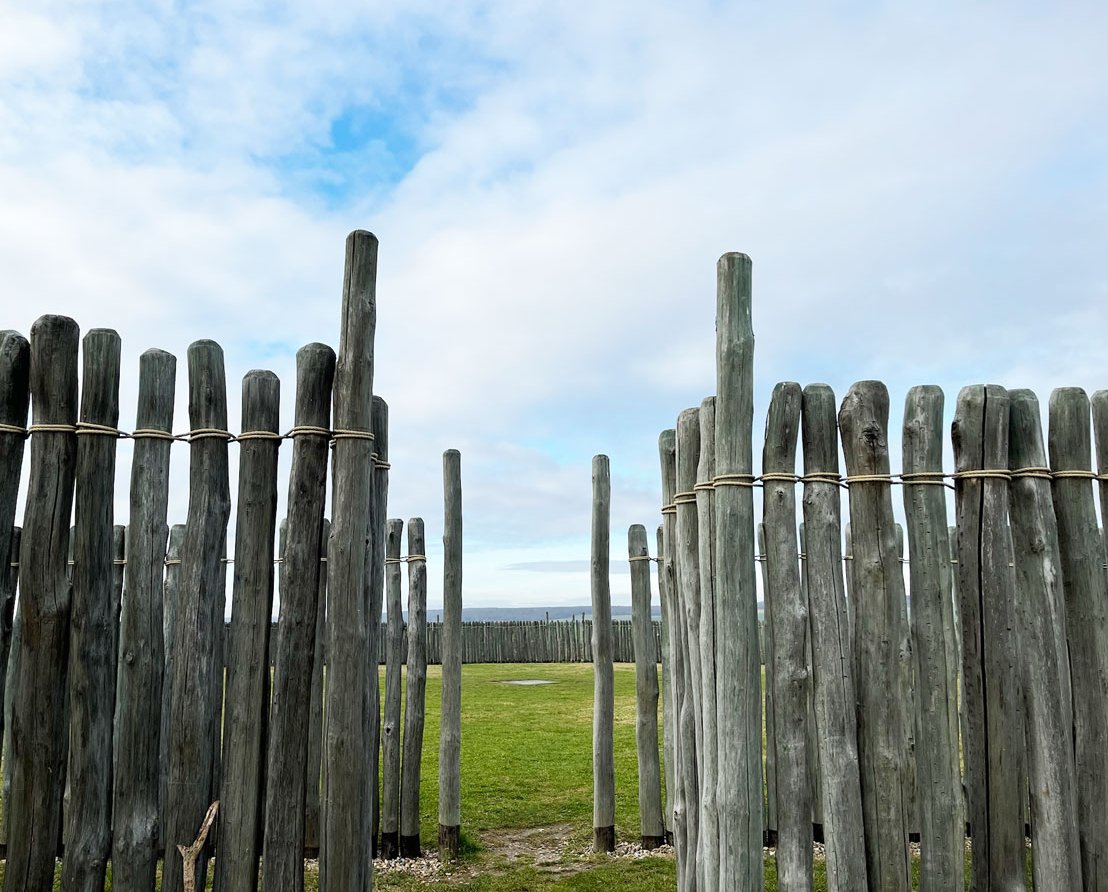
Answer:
3, 1, 1107, 608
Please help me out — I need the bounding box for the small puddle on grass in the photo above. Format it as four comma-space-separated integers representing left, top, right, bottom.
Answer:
498, 679, 557, 685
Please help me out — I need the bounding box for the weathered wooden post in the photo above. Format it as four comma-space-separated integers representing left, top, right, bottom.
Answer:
839, 381, 910, 892
656, 523, 675, 846
629, 523, 664, 849
321, 231, 377, 891
162, 340, 233, 892
214, 369, 281, 892
0, 331, 30, 814
262, 344, 334, 890
695, 396, 719, 888
800, 383, 866, 890
160, 521, 185, 849
304, 519, 330, 854
757, 521, 777, 841
439, 448, 464, 859
762, 382, 812, 891
63, 328, 122, 892
401, 518, 429, 858
901, 386, 964, 889
1007, 390, 1081, 889
380, 517, 405, 859
951, 384, 1024, 892
6, 316, 79, 889
713, 253, 761, 891
1049, 387, 1108, 887
591, 454, 616, 853
674, 410, 701, 879
368, 395, 389, 856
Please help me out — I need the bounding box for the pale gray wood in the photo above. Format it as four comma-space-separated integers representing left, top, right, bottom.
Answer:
214, 369, 281, 892
439, 448, 463, 859
160, 522, 185, 851
0, 526, 20, 842
798, 523, 822, 832
367, 395, 389, 857
695, 396, 719, 888
380, 517, 405, 858
6, 315, 79, 890
838, 380, 910, 892
901, 386, 965, 891
321, 231, 377, 892
891, 522, 918, 844
63, 328, 122, 892
162, 340, 232, 892
591, 454, 616, 852
400, 518, 428, 857
1006, 389, 1081, 889
0, 331, 30, 770
951, 384, 1025, 892
302, 520, 329, 855
674, 409, 701, 878
713, 252, 761, 891
762, 382, 811, 892
758, 521, 777, 837
111, 524, 125, 676
629, 524, 664, 848
800, 383, 866, 891
1049, 386, 1108, 889
657, 523, 675, 844
262, 343, 334, 891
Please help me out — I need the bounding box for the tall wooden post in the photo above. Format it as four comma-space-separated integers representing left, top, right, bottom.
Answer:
63, 328, 122, 892
800, 383, 866, 891
762, 382, 812, 891
591, 454, 616, 852
380, 517, 405, 858
367, 395, 389, 857
1007, 389, 1081, 889
400, 518, 429, 858
322, 231, 377, 892
1048, 387, 1108, 887
439, 448, 463, 859
951, 384, 1024, 892
629, 523, 664, 849
304, 519, 330, 855
901, 386, 964, 890
162, 339, 232, 892
656, 523, 675, 845
839, 381, 910, 892
7, 315, 80, 890
215, 369, 281, 892
713, 253, 760, 891
159, 522, 185, 850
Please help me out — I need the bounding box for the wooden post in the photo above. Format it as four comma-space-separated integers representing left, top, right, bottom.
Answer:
838, 380, 910, 891
160, 522, 185, 851
901, 386, 964, 889
6, 316, 79, 889
0, 331, 30, 780
800, 383, 866, 890
1049, 387, 1108, 887
674, 410, 701, 878
214, 369, 281, 892
380, 517, 405, 858
304, 520, 330, 854
951, 384, 1024, 892
657, 523, 675, 845
368, 395, 389, 857
400, 518, 428, 858
62, 328, 122, 892
1006, 389, 1082, 889
758, 521, 777, 840
439, 448, 464, 859
162, 340, 232, 892
629, 523, 664, 849
696, 395, 719, 887
261, 343, 334, 890
322, 231, 377, 892
713, 253, 761, 891
761, 382, 812, 890
591, 454, 616, 853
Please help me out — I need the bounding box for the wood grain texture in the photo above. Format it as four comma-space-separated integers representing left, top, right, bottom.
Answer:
400, 518, 428, 857
321, 231, 377, 892
7, 315, 80, 891
162, 340, 232, 892
367, 395, 389, 857
1048, 386, 1108, 890
657, 523, 675, 844
159, 522, 185, 852
262, 343, 334, 892
439, 448, 463, 859
380, 517, 405, 859
591, 454, 616, 852
839, 381, 910, 892
713, 252, 761, 892
63, 328, 122, 892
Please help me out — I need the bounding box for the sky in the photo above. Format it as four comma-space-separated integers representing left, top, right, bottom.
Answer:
2, 1, 1107, 610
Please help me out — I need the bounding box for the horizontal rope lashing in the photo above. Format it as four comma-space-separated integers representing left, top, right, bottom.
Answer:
384, 558, 403, 565
405, 555, 427, 562
660, 504, 677, 516
760, 473, 799, 484
628, 555, 653, 562
673, 491, 697, 505
76, 422, 125, 437
712, 473, 757, 487
235, 430, 282, 442
131, 428, 175, 441
0, 423, 27, 436
28, 423, 77, 434
693, 481, 715, 492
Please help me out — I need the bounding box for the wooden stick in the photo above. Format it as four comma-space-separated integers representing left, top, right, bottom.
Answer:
179, 800, 220, 892
439, 448, 463, 859
400, 518, 429, 857
367, 395, 389, 857
591, 454, 616, 853
380, 517, 405, 858
656, 523, 675, 845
